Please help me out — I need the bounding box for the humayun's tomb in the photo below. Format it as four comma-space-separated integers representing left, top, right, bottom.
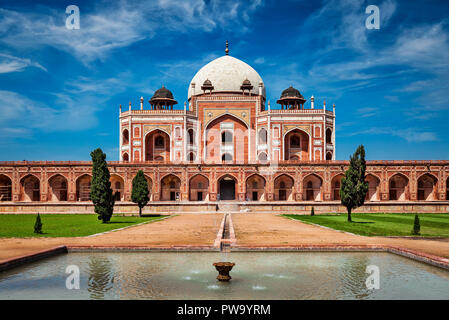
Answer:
0, 43, 448, 214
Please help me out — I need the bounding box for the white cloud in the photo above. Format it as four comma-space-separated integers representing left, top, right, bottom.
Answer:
64, 72, 132, 94
357, 107, 377, 118
345, 127, 438, 143
0, 54, 47, 73
0, 90, 99, 136
0, 0, 263, 63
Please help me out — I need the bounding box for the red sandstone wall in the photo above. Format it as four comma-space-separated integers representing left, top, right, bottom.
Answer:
0, 161, 448, 204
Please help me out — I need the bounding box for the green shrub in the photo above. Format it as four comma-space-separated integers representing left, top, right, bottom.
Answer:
131, 170, 150, 217
34, 213, 43, 234
90, 148, 115, 223
340, 145, 369, 222
412, 214, 421, 235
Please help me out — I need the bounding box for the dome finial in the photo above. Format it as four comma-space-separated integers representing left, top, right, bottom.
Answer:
225, 40, 229, 55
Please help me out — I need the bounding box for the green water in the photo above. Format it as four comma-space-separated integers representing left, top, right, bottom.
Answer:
0, 252, 448, 299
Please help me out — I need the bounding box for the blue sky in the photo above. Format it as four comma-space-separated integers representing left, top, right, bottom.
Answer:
0, 0, 448, 161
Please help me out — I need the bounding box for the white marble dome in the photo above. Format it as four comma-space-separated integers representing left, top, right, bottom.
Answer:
188, 55, 265, 99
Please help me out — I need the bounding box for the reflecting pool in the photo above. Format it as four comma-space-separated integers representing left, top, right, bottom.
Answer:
0, 252, 448, 299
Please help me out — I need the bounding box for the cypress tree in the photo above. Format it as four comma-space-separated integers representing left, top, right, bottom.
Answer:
34, 213, 43, 234
412, 214, 421, 235
340, 145, 369, 222
90, 148, 115, 223
311, 207, 315, 216
131, 170, 150, 217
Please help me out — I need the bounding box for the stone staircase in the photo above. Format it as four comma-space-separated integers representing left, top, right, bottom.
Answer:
217, 202, 241, 212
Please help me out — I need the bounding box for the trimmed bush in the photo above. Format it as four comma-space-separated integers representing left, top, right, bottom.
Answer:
340, 145, 369, 222
412, 214, 421, 235
90, 148, 115, 223
131, 170, 150, 217
34, 213, 43, 234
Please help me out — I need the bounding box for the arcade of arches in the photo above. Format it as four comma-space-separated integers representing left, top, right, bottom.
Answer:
0, 163, 448, 203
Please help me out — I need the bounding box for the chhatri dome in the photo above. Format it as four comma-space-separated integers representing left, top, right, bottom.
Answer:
188, 41, 265, 100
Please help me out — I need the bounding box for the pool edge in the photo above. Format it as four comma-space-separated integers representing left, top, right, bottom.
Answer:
2, 244, 449, 272
0, 245, 68, 272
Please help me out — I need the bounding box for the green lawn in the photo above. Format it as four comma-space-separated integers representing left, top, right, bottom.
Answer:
0, 214, 164, 238
283, 213, 449, 237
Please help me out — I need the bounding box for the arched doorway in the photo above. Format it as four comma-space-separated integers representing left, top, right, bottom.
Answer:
21, 175, 40, 202
0, 174, 12, 201
205, 114, 248, 163
331, 174, 344, 200
326, 128, 332, 144
145, 130, 170, 161
48, 174, 68, 201
389, 174, 409, 201
76, 174, 91, 201
188, 129, 195, 146
303, 174, 322, 201
110, 175, 125, 202
284, 129, 309, 160
122, 129, 129, 145
326, 152, 332, 160
259, 128, 267, 145
189, 175, 209, 201
274, 174, 294, 201
144, 175, 153, 201
366, 174, 380, 201
160, 174, 181, 201
417, 174, 437, 201
246, 174, 266, 201
218, 175, 236, 201
447, 177, 449, 200
122, 153, 129, 162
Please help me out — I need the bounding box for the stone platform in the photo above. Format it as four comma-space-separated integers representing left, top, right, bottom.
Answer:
0, 200, 448, 214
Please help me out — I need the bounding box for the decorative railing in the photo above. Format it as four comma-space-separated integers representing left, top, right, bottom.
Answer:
121, 109, 185, 116
259, 109, 334, 116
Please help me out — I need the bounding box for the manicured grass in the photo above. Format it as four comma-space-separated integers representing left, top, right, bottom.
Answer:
283, 213, 449, 237
0, 214, 164, 238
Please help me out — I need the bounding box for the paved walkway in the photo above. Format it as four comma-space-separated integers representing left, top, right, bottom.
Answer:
232, 213, 449, 258
0, 213, 222, 261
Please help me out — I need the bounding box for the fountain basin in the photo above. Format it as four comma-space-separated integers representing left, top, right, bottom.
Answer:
213, 262, 235, 281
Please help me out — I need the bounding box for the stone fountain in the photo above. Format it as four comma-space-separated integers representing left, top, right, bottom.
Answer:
213, 262, 235, 282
